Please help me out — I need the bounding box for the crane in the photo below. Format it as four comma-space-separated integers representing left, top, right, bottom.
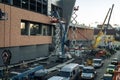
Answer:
92, 4, 114, 49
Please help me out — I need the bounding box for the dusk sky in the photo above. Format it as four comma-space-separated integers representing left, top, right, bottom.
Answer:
75, 0, 120, 26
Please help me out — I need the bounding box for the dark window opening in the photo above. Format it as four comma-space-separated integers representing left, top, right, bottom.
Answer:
43, 4, 47, 15
42, 25, 47, 36
47, 26, 52, 36
37, 2, 42, 13
1, 0, 11, 4
51, 4, 63, 19
21, 20, 53, 36
53, 26, 56, 36
30, 0, 36, 11
22, 0, 29, 9
13, 0, 21, 7
29, 23, 42, 35
43, 28, 46, 35
21, 21, 29, 35
43, 0, 47, 5
30, 23, 37, 35
36, 24, 42, 35
37, 0, 42, 3
1, 0, 48, 15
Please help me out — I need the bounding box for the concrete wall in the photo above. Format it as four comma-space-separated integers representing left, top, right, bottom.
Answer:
0, 44, 49, 66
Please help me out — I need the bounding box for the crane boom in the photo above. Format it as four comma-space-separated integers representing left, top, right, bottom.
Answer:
93, 8, 111, 49
93, 4, 114, 49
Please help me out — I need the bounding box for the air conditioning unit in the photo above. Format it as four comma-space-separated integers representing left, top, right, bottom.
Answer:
0, 9, 8, 20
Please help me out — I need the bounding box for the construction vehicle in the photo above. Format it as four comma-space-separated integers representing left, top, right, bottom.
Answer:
11, 65, 46, 80
83, 4, 115, 66
86, 59, 93, 66
92, 4, 114, 49
81, 66, 97, 80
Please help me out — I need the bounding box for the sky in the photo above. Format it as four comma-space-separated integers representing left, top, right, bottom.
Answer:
75, 0, 120, 26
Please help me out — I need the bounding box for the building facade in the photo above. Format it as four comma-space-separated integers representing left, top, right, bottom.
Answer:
68, 26, 94, 47
0, 0, 76, 66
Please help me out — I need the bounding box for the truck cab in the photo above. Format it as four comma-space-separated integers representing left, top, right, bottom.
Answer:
58, 63, 80, 80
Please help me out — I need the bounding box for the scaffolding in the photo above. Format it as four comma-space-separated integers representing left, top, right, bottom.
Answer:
70, 6, 79, 48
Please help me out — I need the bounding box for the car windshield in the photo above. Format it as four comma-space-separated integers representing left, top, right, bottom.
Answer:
94, 60, 101, 63
83, 68, 94, 73
108, 66, 115, 68
79, 65, 84, 69
113, 58, 117, 60
103, 76, 112, 80
59, 71, 70, 77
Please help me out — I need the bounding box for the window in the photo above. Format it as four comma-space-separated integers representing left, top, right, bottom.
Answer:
51, 4, 63, 18
73, 70, 76, 75
30, 23, 37, 35
42, 25, 47, 36
52, 26, 56, 36
13, 0, 21, 7
30, 23, 42, 35
22, 0, 29, 9
35, 24, 42, 35
1, 0, 11, 4
30, 0, 36, 11
37, 0, 42, 3
37, 2, 42, 13
12, 0, 48, 15
43, 0, 47, 4
47, 25, 52, 36
21, 21, 29, 35
21, 20, 52, 36
43, 4, 47, 15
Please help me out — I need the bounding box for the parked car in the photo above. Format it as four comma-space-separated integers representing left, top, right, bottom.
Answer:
101, 73, 112, 80
111, 58, 118, 65
58, 63, 80, 80
79, 64, 84, 73
47, 76, 64, 80
106, 64, 116, 74
81, 66, 96, 80
92, 58, 104, 68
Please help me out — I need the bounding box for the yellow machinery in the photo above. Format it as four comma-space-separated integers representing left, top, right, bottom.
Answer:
86, 59, 93, 66
92, 4, 114, 49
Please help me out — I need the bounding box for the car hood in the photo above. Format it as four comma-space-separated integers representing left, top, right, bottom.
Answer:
82, 73, 93, 77
107, 68, 114, 71
93, 63, 100, 66
62, 77, 70, 80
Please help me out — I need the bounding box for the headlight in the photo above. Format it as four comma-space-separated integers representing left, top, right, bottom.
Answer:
81, 74, 84, 77
91, 74, 94, 78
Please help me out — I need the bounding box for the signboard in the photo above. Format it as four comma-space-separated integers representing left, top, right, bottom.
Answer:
1, 50, 12, 66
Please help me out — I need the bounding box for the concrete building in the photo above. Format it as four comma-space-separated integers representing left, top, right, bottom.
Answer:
0, 0, 76, 66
